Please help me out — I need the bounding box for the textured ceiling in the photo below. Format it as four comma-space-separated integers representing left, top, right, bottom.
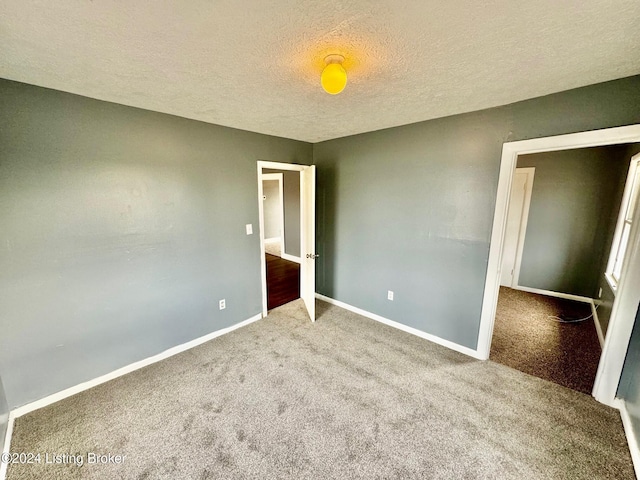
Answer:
1, 1, 639, 143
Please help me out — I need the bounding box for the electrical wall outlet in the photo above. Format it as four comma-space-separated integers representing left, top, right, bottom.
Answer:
387, 290, 394, 301
219, 299, 226, 310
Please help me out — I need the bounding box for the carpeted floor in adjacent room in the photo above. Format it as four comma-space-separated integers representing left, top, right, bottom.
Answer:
490, 287, 601, 395
6, 299, 634, 479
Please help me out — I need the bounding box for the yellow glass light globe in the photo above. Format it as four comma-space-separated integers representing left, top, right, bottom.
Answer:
321, 62, 347, 95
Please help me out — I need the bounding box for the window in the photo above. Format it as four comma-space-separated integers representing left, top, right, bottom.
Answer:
606, 153, 640, 290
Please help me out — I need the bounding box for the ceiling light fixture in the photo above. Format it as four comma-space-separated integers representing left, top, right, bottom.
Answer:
321, 54, 347, 95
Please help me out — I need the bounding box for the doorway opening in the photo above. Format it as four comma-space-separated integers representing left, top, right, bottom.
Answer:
262, 173, 286, 259
488, 148, 633, 394
257, 161, 317, 322
478, 124, 640, 407
261, 171, 300, 311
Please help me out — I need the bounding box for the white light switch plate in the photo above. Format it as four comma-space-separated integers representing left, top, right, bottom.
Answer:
246, 224, 253, 235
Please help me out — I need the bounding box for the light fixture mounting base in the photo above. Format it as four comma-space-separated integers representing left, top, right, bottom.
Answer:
324, 54, 345, 65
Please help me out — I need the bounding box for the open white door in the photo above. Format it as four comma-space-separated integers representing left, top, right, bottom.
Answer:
500, 167, 534, 287
300, 165, 316, 322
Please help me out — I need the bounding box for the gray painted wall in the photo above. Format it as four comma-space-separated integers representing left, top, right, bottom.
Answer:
0, 79, 312, 408
263, 169, 301, 258
618, 303, 640, 437
313, 75, 640, 350
0, 375, 8, 454
262, 179, 282, 239
515, 147, 629, 298
2, 74, 640, 407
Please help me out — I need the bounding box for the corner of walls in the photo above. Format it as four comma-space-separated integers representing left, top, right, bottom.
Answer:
0, 78, 312, 409
312, 75, 640, 353
0, 374, 9, 455
514, 146, 630, 298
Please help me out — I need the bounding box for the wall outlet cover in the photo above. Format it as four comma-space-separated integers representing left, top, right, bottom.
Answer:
219, 299, 226, 310
387, 290, 394, 301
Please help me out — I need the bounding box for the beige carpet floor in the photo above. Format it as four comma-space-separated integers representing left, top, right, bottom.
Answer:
6, 299, 634, 479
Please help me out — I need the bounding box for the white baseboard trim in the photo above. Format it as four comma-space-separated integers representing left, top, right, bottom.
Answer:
513, 285, 593, 304
281, 253, 301, 264
514, 286, 604, 349
0, 412, 16, 480
591, 300, 605, 348
10, 313, 262, 419
619, 400, 640, 480
315, 293, 483, 360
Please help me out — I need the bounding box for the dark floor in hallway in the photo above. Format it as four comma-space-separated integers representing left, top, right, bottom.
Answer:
490, 287, 601, 395
266, 253, 300, 310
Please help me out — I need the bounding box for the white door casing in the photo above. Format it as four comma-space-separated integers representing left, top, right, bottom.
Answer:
476, 123, 640, 409
500, 168, 535, 287
257, 161, 315, 322
300, 165, 317, 322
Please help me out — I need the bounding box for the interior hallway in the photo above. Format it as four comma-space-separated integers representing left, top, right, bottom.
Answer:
490, 287, 601, 395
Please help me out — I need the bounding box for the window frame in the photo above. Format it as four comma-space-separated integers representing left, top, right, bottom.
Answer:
606, 153, 640, 292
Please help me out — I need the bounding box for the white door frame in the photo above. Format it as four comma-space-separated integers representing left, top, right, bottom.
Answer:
261, 173, 285, 256
257, 161, 306, 318
501, 167, 535, 288
477, 124, 640, 408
